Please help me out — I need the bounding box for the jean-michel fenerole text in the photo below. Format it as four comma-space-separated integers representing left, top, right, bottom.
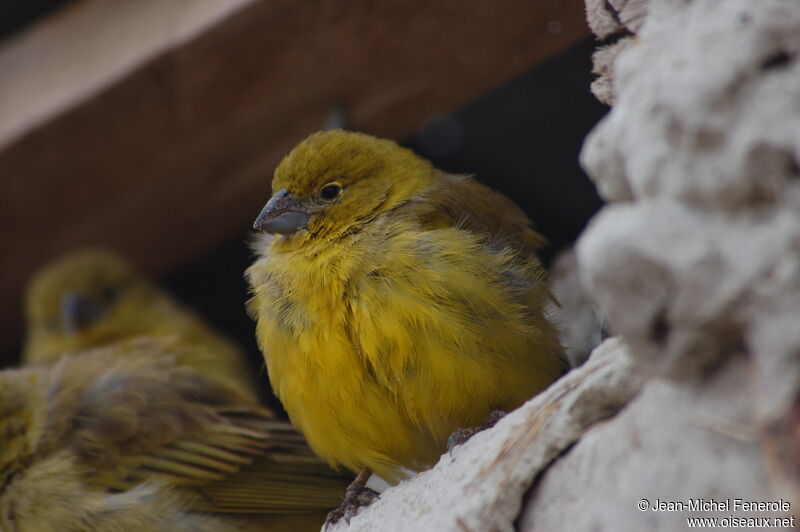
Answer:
650, 498, 791, 513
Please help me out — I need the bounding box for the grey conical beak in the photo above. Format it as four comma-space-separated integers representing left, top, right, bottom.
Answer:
62, 293, 103, 335
253, 188, 310, 234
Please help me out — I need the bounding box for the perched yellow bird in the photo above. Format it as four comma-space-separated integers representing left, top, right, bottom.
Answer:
23, 250, 257, 394
0, 338, 352, 531
246, 130, 568, 503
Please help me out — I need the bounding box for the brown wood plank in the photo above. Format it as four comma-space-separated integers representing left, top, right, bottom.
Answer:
0, 0, 589, 360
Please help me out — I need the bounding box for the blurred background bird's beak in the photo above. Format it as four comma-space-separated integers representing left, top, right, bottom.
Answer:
253, 189, 310, 234
62, 293, 102, 335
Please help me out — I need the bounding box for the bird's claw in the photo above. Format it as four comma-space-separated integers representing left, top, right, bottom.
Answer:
447, 427, 475, 453
324, 485, 379, 528
447, 409, 507, 453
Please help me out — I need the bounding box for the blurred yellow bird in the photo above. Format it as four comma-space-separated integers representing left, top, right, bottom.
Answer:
23, 249, 257, 394
0, 338, 350, 531
18, 250, 352, 530
247, 130, 568, 502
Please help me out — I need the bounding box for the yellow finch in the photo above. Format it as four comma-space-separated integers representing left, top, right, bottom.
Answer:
246, 130, 568, 492
0, 338, 351, 531
23, 249, 256, 394
19, 250, 352, 530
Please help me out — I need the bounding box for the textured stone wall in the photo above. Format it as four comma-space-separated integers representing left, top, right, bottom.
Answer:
546, 1, 800, 529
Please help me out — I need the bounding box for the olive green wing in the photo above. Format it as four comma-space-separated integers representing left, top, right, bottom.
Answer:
198, 453, 352, 514
44, 339, 351, 514
416, 173, 547, 254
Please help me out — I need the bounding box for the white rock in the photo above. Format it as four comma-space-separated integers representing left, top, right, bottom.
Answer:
547, 248, 608, 367
520, 359, 785, 531
572, 0, 800, 527
578, 201, 800, 373
582, 0, 800, 207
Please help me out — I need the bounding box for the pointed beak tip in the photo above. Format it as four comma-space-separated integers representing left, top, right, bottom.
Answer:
253, 190, 310, 235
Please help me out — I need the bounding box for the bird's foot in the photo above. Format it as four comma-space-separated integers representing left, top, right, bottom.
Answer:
324, 469, 378, 528
447, 409, 507, 452
324, 486, 379, 526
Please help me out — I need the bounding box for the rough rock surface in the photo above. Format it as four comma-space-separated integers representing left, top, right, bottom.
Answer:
588, 37, 631, 106
547, 248, 607, 367
580, 0, 800, 431
328, 1, 800, 529
521, 348, 777, 531
584, 0, 649, 39
528, 0, 800, 529
585, 0, 649, 104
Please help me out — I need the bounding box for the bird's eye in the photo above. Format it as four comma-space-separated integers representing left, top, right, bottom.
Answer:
320, 183, 342, 201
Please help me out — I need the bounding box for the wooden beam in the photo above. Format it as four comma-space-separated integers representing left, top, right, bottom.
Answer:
0, 0, 589, 359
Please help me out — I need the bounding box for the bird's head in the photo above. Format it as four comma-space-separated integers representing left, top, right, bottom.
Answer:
253, 130, 435, 240
23, 250, 161, 363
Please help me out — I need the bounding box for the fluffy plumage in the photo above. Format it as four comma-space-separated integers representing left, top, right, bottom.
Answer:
23, 250, 256, 394
16, 250, 352, 530
247, 130, 568, 482
0, 339, 351, 531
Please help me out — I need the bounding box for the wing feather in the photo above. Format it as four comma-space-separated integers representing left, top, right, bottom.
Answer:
417, 173, 547, 253
38, 339, 351, 514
